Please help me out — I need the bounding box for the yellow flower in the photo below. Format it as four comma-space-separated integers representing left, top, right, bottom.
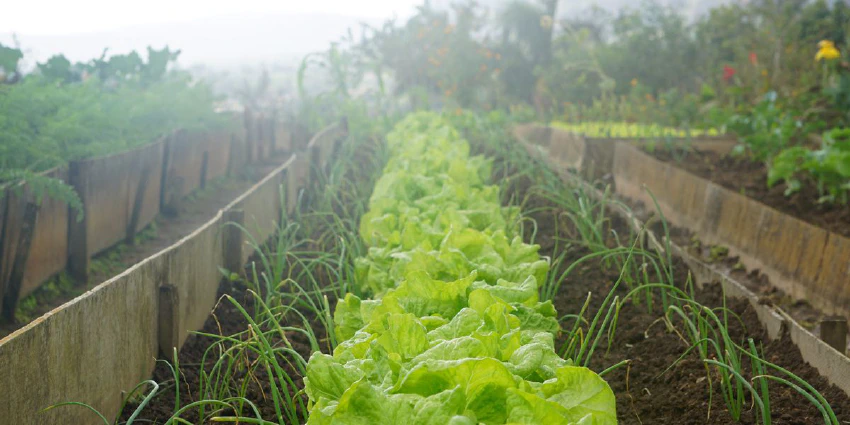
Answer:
761, 69, 768, 77
816, 40, 840, 61
630, 78, 637, 87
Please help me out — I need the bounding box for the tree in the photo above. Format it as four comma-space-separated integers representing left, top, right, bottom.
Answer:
0, 42, 23, 84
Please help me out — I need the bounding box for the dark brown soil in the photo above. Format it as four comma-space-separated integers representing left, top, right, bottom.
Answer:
119, 278, 329, 423
632, 202, 838, 342
0, 157, 287, 339
118, 136, 380, 424
510, 161, 850, 424
650, 148, 850, 238
550, 252, 850, 424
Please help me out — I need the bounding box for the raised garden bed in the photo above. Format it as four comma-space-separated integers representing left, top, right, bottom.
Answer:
0, 111, 295, 329
650, 148, 850, 239
511, 120, 850, 423
509, 172, 850, 424
10, 115, 850, 424
514, 124, 850, 341
0, 121, 341, 424
613, 144, 850, 325
514, 123, 734, 182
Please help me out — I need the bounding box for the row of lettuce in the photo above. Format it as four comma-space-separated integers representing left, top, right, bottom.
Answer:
302, 112, 617, 424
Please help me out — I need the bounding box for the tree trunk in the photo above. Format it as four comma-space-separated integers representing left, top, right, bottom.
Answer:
541, 0, 560, 67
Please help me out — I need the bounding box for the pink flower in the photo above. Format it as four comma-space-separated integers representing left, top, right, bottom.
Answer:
749, 52, 758, 66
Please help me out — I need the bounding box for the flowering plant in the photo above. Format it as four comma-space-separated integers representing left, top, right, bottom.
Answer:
723, 65, 737, 83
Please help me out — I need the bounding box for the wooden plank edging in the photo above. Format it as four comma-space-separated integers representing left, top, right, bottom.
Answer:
611, 143, 850, 321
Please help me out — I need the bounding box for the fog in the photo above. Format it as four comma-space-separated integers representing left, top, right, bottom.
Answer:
2, 0, 723, 68
1, 0, 420, 67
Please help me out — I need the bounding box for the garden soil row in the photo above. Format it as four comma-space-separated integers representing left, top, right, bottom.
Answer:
651, 148, 850, 238
118, 121, 360, 424
491, 146, 850, 424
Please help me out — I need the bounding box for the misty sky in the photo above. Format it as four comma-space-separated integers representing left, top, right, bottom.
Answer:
1, 0, 717, 67
2, 0, 421, 35
1, 0, 427, 66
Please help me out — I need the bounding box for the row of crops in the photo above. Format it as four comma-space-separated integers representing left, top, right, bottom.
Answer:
551, 121, 720, 139
40, 109, 845, 424
303, 112, 615, 423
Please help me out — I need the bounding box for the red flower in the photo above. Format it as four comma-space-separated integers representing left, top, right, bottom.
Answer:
749, 52, 758, 66
723, 65, 736, 82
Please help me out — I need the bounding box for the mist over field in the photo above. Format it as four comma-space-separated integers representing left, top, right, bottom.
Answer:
4, 0, 850, 424
1, 13, 383, 67
2, 0, 729, 69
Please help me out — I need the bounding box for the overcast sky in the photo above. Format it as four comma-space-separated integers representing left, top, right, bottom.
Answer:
2, 0, 421, 35
0, 0, 427, 65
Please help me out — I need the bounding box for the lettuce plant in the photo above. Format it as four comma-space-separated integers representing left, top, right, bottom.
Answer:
303, 112, 617, 424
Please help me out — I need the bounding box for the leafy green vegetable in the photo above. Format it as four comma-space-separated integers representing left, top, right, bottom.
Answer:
769, 127, 850, 203
305, 112, 616, 424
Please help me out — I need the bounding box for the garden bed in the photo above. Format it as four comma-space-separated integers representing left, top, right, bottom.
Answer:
119, 278, 328, 423
514, 124, 850, 336
612, 143, 850, 325
650, 148, 850, 238
505, 120, 850, 423
0, 160, 287, 339
519, 182, 850, 424
42, 114, 850, 424
112, 121, 374, 424
0, 120, 338, 424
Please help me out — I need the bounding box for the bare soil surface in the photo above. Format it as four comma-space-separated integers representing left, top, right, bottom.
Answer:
651, 148, 850, 238
120, 278, 329, 423
637, 148, 850, 351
